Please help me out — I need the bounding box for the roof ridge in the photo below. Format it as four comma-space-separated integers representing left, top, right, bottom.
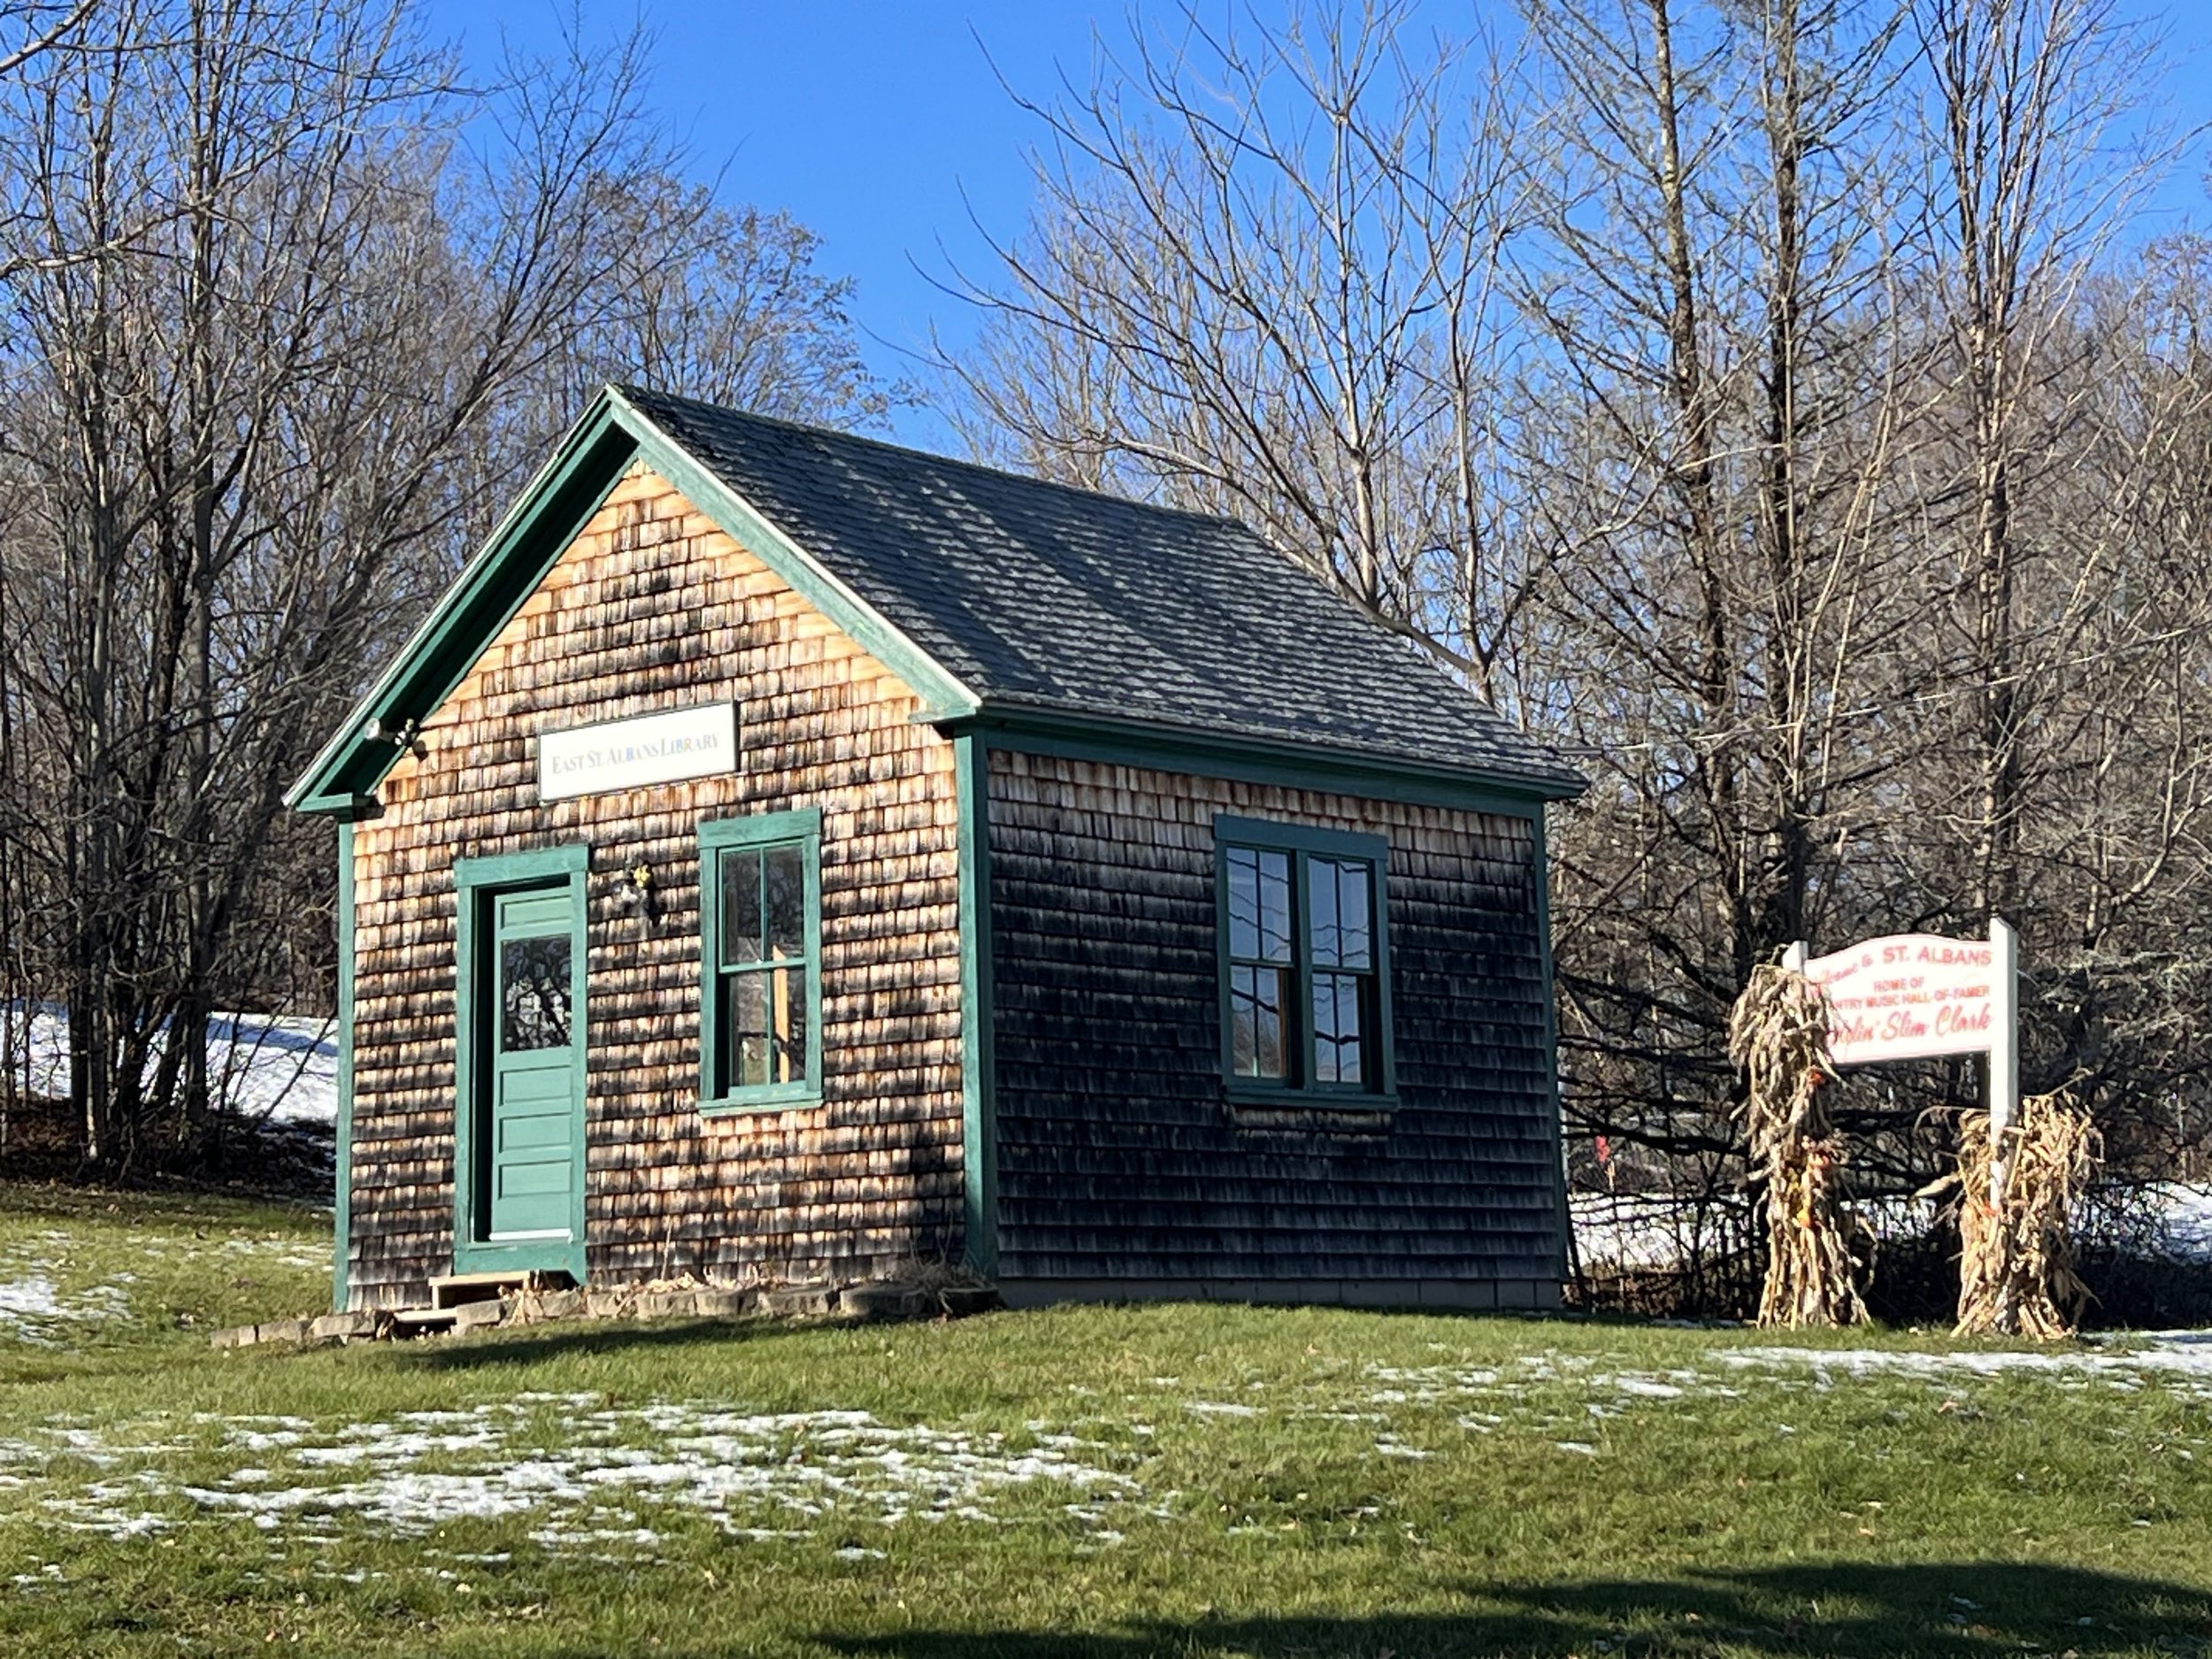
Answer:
612, 383, 1256, 534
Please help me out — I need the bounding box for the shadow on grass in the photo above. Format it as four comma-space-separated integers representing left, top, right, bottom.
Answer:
810, 1562, 2212, 1658
396, 1316, 789, 1370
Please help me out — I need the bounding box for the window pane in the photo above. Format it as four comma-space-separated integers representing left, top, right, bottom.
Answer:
1256, 850, 1292, 962
1312, 971, 1366, 1086
1230, 964, 1286, 1079
1311, 859, 1372, 970
1226, 848, 1261, 961
764, 844, 806, 961
1310, 858, 1340, 965
724, 965, 812, 1091
719, 849, 763, 966
773, 964, 810, 1085
1227, 846, 1294, 964
727, 970, 770, 1088
501, 934, 572, 1051
1336, 862, 1371, 969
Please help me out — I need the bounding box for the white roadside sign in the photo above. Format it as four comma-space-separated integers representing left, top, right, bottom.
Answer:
1784, 917, 2020, 1203
1794, 933, 1999, 1065
537, 703, 738, 802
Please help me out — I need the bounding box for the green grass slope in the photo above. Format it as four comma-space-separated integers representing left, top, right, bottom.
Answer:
1, 1184, 2207, 1657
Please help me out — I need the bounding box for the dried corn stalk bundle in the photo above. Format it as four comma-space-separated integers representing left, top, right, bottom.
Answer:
1728, 964, 1869, 1328
1954, 1089, 2101, 1340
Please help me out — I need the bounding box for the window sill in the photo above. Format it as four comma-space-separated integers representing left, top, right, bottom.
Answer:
1223, 1083, 1396, 1135
700, 1088, 824, 1119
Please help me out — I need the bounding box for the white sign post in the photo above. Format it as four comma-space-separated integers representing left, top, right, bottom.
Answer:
1784, 917, 2019, 1206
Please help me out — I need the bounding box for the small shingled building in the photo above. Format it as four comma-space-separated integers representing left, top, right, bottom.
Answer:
288, 386, 1586, 1313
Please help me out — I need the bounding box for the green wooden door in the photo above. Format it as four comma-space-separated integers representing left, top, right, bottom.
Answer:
454, 851, 588, 1279
484, 887, 582, 1240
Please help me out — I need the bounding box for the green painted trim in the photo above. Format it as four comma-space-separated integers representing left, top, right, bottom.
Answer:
288, 406, 640, 813
612, 392, 979, 716
696, 806, 824, 847
332, 820, 356, 1313
955, 732, 998, 1276
459, 844, 594, 887
1212, 814, 1390, 862
451, 842, 591, 1284
697, 808, 825, 1113
1212, 813, 1397, 1105
1532, 809, 1571, 1285
289, 387, 986, 817
697, 1086, 820, 1118
951, 707, 1578, 812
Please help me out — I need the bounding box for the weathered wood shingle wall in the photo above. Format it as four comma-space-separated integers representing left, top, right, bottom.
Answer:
346, 465, 964, 1308
987, 749, 1560, 1302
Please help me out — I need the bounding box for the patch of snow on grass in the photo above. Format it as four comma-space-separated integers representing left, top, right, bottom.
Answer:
218, 1237, 331, 1271
0, 1265, 133, 1347
1373, 1440, 1432, 1460
17, 1398, 1145, 1558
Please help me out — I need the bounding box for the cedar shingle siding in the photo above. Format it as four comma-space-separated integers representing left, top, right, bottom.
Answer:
305, 388, 1582, 1312
347, 465, 964, 1309
988, 750, 1562, 1300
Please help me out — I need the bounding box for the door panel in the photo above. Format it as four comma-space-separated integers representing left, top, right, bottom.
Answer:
474, 874, 583, 1245
497, 1158, 574, 1198
496, 1105, 573, 1148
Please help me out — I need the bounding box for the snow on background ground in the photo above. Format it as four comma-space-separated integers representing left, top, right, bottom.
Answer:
2152, 1182, 2212, 1261
0, 1004, 335, 1125
1572, 1183, 2212, 1271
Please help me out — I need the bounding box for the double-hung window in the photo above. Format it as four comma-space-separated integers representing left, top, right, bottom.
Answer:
1216, 815, 1394, 1101
699, 808, 822, 1111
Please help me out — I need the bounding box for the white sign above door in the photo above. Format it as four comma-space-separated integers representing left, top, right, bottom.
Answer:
536, 703, 737, 802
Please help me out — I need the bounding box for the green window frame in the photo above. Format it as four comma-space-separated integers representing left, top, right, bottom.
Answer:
699, 808, 823, 1113
1214, 814, 1396, 1104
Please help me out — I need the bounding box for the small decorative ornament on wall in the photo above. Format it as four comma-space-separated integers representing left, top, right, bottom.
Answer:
536, 703, 738, 802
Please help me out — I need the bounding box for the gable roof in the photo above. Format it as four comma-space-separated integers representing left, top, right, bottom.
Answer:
288, 386, 1584, 813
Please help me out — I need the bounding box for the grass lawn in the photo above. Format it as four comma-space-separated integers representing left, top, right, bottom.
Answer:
2, 1185, 2208, 1656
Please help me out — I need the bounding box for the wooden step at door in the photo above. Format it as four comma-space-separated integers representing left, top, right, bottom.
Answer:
429, 1271, 534, 1310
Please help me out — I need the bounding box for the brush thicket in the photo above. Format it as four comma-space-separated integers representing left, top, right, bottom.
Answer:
1728, 964, 1869, 1327
1953, 1089, 2100, 1339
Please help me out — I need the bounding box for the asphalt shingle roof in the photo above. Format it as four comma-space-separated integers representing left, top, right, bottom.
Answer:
624, 387, 1584, 795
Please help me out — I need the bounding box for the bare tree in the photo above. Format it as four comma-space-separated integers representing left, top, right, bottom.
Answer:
541, 179, 903, 428
1517, 0, 1932, 1211
942, 0, 1562, 708
1906, 0, 2166, 916
946, 0, 2212, 1311
0, 0, 894, 1171
0, 1, 94, 84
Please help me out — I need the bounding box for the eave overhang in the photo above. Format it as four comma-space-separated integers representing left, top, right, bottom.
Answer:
932, 703, 1588, 815
285, 388, 981, 815
288, 386, 1588, 818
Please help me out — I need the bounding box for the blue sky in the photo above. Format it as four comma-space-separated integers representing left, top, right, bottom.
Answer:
433, 2, 2212, 451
